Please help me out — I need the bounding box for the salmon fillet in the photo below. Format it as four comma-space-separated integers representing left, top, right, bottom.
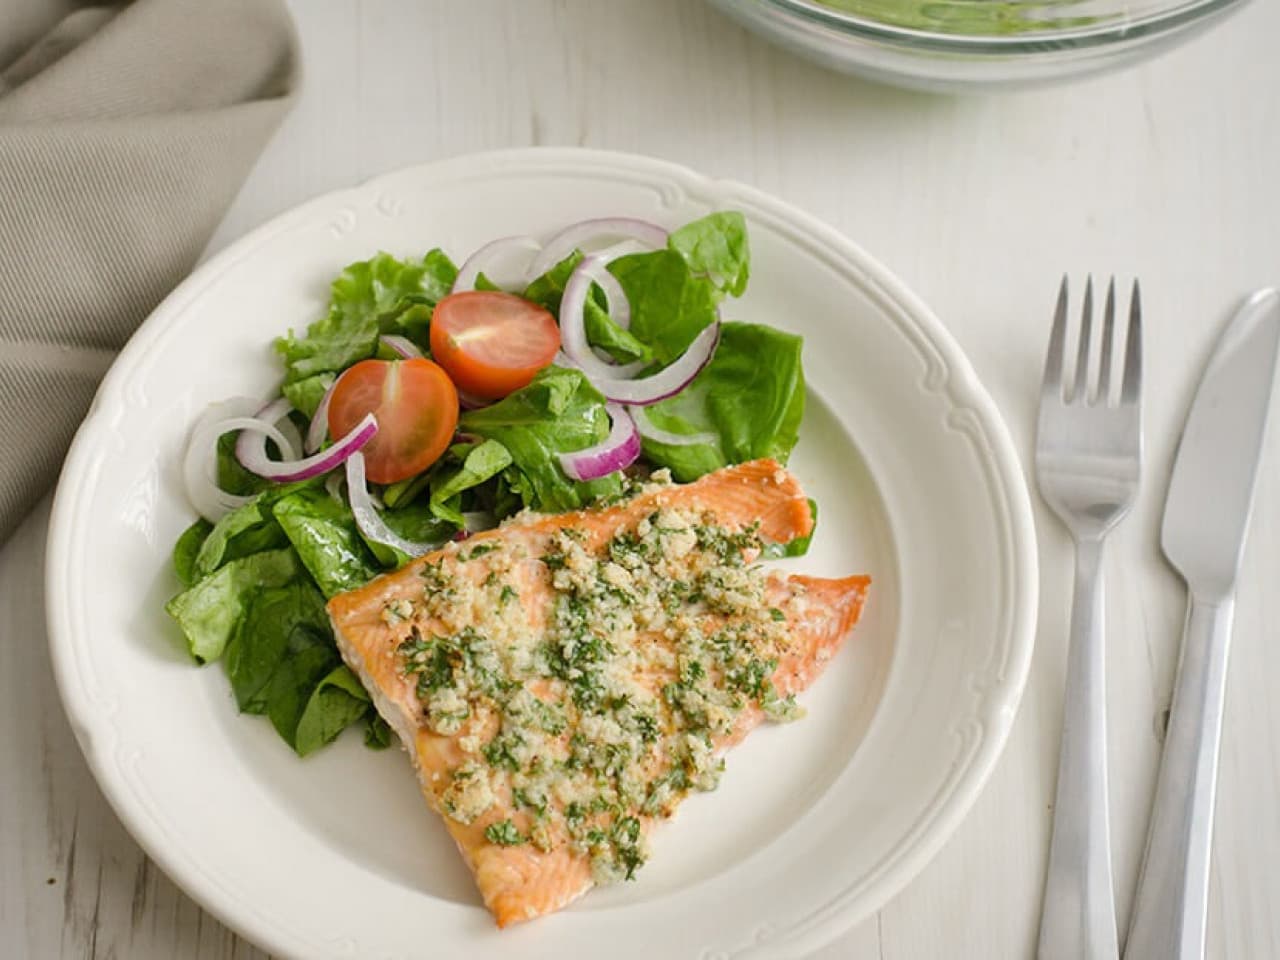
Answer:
328, 459, 869, 926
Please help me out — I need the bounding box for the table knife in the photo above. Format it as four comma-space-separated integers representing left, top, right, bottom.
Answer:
1124, 288, 1280, 960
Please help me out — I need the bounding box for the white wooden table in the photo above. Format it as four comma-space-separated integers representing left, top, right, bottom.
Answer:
5, 1, 1280, 956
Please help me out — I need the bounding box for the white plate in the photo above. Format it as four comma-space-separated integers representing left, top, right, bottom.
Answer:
46, 148, 1037, 960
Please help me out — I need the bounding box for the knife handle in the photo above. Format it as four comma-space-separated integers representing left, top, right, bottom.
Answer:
1038, 537, 1119, 960
1124, 593, 1234, 960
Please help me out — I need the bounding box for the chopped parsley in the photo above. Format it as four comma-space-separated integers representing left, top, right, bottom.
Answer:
398, 627, 454, 697
482, 729, 525, 771
513, 787, 548, 816
484, 820, 526, 846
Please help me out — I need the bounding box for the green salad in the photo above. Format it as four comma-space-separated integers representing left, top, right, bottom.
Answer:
166, 212, 809, 756
810, 0, 1101, 35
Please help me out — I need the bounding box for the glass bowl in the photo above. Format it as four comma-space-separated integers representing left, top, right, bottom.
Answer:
706, 0, 1250, 91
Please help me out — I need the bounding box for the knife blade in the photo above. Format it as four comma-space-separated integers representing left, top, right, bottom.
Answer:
1161, 287, 1280, 596
1125, 288, 1280, 960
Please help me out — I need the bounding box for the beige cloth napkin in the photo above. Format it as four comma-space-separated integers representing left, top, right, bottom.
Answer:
0, 0, 298, 543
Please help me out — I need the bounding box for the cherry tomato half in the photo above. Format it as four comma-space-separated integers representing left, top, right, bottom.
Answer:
429, 290, 560, 400
328, 357, 458, 484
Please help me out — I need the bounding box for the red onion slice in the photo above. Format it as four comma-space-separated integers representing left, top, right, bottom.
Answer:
452, 235, 542, 293
559, 256, 647, 381
234, 398, 301, 470
273, 412, 304, 461
305, 379, 338, 454
583, 319, 720, 407
528, 217, 667, 280
628, 404, 719, 447
324, 471, 345, 502
379, 334, 423, 359
558, 403, 641, 481
582, 256, 633, 332
345, 452, 446, 559
182, 398, 262, 522
238, 412, 378, 483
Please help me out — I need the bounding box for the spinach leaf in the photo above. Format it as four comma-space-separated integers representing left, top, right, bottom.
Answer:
224, 579, 331, 714
362, 501, 456, 568
668, 211, 750, 298
459, 366, 622, 512
522, 251, 581, 312
638, 322, 804, 481
172, 518, 212, 588
295, 665, 371, 757
584, 294, 651, 365
428, 439, 513, 525
610, 250, 718, 365
524, 250, 650, 364
275, 250, 456, 383
381, 469, 433, 510
216, 432, 270, 497
165, 548, 302, 663
364, 714, 394, 749
490, 472, 524, 520
265, 645, 341, 750
273, 488, 380, 597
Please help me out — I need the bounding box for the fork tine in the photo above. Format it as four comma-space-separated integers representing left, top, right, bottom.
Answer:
1097, 277, 1116, 404
1072, 275, 1094, 402
1042, 275, 1069, 400
1122, 279, 1142, 404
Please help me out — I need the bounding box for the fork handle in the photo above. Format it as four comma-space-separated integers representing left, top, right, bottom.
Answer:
1038, 537, 1119, 960
1124, 593, 1233, 960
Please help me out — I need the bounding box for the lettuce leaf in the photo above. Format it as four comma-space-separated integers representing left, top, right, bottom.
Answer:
281, 373, 334, 420
192, 495, 287, 581
275, 250, 456, 383
172, 518, 213, 588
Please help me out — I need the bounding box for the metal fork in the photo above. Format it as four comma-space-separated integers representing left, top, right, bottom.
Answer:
1035, 276, 1143, 960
